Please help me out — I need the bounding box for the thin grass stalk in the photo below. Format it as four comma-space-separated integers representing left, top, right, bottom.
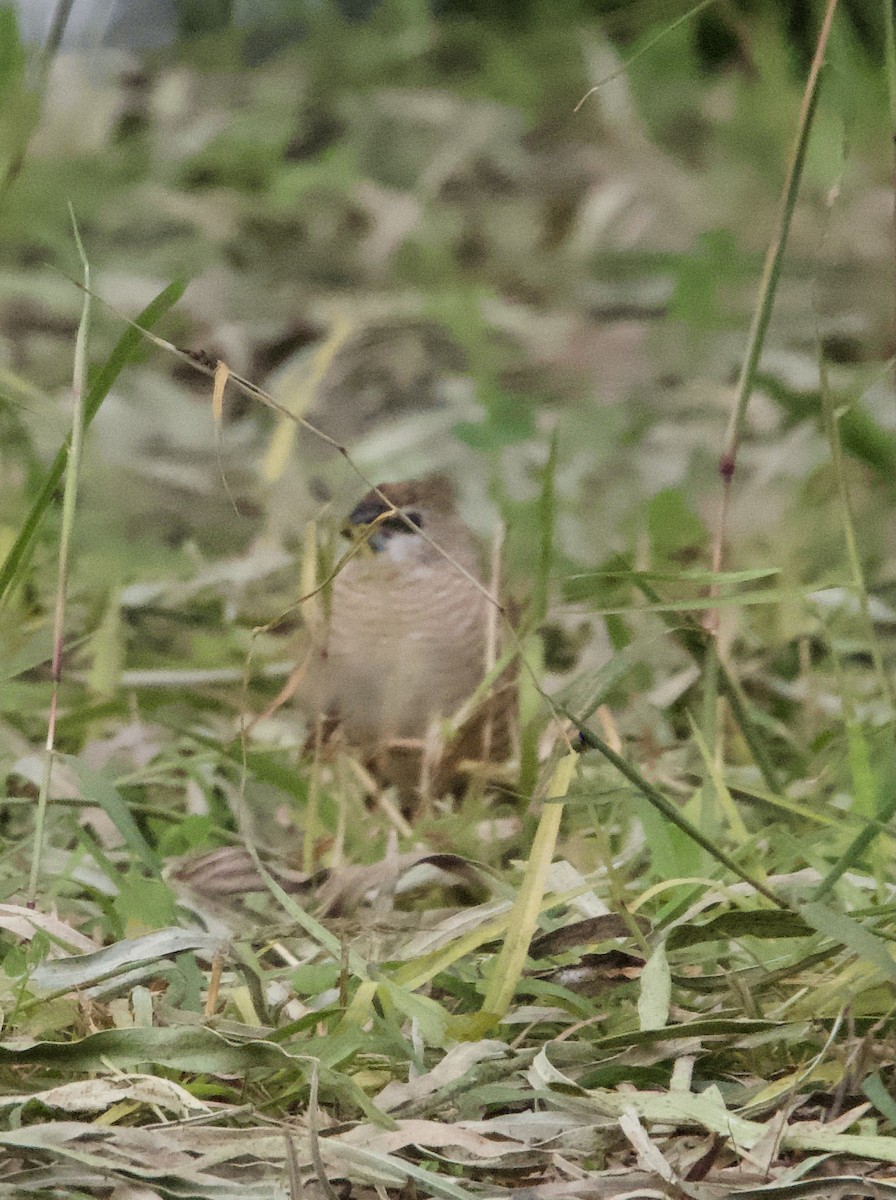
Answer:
518, 436, 557, 795
713, 0, 840, 555
886, 0, 896, 341
887, 0, 896, 122
533, 429, 557, 627
633, 575, 783, 793
809, 362, 896, 898
41, 0, 77, 69
28, 213, 90, 903
304, 725, 323, 877
811, 789, 896, 900
586, 810, 653, 955
1, 0, 76, 193
574, 0, 717, 111
698, 638, 721, 840
819, 366, 895, 716
566, 716, 788, 909
702, 0, 839, 773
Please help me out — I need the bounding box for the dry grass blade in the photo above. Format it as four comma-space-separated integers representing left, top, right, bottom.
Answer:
307, 1061, 343, 1200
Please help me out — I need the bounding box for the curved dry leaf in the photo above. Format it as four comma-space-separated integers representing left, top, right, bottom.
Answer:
30, 928, 223, 992
0, 904, 98, 955
376, 1040, 511, 1112
335, 1117, 530, 1162
0, 1074, 210, 1118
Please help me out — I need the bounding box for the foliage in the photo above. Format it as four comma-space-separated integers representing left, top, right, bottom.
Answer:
0, 1, 893, 1197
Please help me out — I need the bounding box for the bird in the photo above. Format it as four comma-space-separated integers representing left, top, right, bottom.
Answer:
296, 476, 513, 797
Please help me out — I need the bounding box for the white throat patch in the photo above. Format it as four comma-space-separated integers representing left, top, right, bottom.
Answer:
381, 532, 425, 564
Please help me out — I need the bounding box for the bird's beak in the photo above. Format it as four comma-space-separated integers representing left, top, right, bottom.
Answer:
342, 497, 394, 548
341, 520, 378, 551
341, 522, 380, 556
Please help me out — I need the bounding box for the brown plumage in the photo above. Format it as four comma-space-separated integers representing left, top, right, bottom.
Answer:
298, 477, 513, 796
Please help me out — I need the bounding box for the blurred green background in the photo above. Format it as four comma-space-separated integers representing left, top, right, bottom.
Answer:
0, 0, 892, 846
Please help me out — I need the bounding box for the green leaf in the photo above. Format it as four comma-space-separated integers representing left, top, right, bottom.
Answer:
864, 1072, 896, 1125
70, 759, 159, 874
0, 627, 55, 681
667, 229, 747, 329
155, 814, 217, 857
112, 869, 179, 936
647, 487, 707, 557
86, 591, 124, 697
0, 1025, 316, 1072
799, 902, 896, 982
637, 943, 670, 1031
379, 978, 449, 1047
568, 567, 780, 585
481, 759, 575, 1019
291, 963, 341, 997
453, 386, 536, 450
758, 370, 896, 479
637, 792, 705, 882
0, 7, 24, 104
30, 928, 218, 993
666, 909, 812, 950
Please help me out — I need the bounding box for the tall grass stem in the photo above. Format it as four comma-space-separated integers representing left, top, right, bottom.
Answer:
28, 211, 90, 903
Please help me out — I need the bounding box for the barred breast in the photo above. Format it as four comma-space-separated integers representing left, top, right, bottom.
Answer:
301, 555, 490, 747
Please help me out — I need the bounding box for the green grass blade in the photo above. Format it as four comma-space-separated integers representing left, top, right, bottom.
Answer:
28, 215, 92, 902
480, 752, 577, 1019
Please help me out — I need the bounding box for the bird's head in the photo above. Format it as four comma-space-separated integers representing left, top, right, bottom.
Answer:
341, 477, 473, 566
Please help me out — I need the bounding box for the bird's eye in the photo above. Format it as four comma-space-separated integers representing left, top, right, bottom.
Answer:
378, 510, 423, 535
